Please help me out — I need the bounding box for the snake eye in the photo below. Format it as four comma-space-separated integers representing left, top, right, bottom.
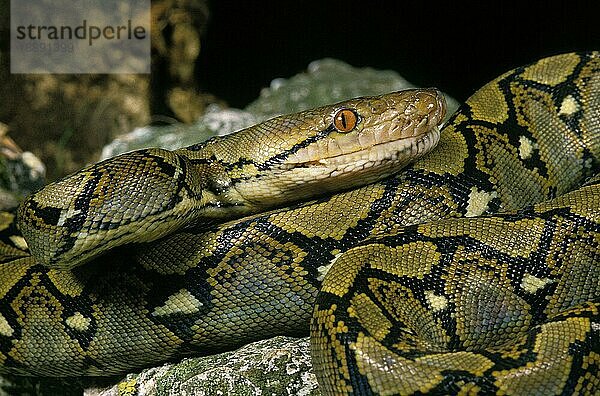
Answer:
333, 109, 358, 132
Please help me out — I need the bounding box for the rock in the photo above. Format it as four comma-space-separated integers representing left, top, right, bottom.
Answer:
87, 337, 318, 396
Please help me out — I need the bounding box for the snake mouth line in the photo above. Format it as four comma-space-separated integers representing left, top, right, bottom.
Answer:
285, 115, 441, 172
233, 123, 441, 207
321, 125, 440, 177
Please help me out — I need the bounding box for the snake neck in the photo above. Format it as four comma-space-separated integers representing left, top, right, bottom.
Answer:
184, 157, 256, 220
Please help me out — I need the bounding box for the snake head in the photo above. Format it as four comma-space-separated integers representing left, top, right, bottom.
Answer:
217, 89, 447, 208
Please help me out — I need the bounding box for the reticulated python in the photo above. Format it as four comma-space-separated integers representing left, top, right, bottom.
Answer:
0, 52, 598, 395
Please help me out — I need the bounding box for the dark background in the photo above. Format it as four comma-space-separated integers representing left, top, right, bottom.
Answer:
197, 1, 599, 108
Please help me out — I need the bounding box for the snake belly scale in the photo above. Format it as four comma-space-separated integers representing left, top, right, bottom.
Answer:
0, 52, 598, 395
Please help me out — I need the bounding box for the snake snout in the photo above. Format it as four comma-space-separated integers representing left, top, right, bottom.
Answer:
404, 89, 447, 125
392, 89, 446, 138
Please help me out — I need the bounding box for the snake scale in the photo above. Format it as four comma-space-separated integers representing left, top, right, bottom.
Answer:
0, 52, 598, 395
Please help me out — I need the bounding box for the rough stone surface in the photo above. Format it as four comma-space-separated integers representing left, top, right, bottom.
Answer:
86, 337, 318, 396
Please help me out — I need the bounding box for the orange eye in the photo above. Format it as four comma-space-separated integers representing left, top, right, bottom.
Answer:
333, 109, 358, 132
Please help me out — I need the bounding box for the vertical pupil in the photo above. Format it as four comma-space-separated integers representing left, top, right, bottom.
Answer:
340, 113, 347, 128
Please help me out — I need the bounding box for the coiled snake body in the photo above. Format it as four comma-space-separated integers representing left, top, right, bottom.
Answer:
0, 52, 599, 395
